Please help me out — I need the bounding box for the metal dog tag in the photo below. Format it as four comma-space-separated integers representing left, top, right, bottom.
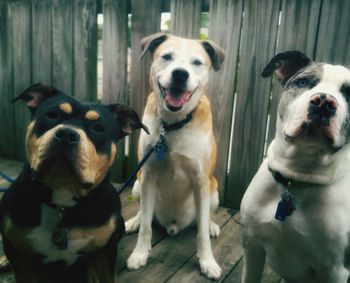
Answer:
154, 135, 168, 161
52, 226, 68, 250
275, 190, 297, 221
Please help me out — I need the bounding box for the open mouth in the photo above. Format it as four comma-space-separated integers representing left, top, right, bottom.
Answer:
158, 82, 197, 112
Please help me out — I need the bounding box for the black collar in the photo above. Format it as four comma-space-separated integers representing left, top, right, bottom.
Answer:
269, 167, 316, 188
161, 110, 194, 132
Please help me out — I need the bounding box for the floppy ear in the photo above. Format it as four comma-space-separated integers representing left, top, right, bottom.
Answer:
201, 40, 225, 71
109, 104, 149, 137
261, 50, 312, 85
140, 33, 168, 59
12, 83, 61, 114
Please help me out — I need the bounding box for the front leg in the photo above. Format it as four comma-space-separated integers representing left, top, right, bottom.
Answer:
127, 176, 156, 270
241, 233, 266, 283
193, 178, 222, 280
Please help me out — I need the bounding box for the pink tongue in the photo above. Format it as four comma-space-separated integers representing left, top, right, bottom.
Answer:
164, 91, 191, 107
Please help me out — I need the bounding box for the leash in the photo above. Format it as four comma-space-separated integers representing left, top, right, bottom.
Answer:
116, 111, 194, 194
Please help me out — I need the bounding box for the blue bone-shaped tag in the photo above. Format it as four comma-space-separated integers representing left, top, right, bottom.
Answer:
154, 135, 168, 161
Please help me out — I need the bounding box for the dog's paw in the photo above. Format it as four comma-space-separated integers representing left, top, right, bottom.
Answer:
209, 221, 220, 238
125, 213, 140, 234
127, 251, 149, 270
199, 257, 222, 280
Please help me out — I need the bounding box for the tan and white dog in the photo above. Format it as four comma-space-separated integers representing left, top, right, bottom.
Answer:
241, 51, 350, 283
125, 33, 225, 279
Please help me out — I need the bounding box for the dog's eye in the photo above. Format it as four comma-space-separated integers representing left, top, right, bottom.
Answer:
161, 54, 172, 61
46, 110, 60, 120
296, 78, 308, 88
91, 123, 105, 133
340, 84, 350, 97
192, 59, 203, 66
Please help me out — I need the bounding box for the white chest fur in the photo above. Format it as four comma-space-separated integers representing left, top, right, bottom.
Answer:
27, 204, 92, 266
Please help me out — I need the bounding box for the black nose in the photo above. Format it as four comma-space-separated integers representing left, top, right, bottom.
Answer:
172, 68, 189, 83
308, 93, 338, 124
54, 128, 80, 146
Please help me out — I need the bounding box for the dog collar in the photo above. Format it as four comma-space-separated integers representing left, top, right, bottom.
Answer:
161, 110, 194, 132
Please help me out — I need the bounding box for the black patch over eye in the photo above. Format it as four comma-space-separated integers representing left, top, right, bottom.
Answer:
46, 110, 60, 120
161, 54, 172, 61
192, 59, 203, 66
91, 123, 105, 133
341, 84, 350, 97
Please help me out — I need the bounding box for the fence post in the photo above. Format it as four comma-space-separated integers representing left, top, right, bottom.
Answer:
170, 0, 202, 38
0, 2, 15, 159
207, 0, 243, 203
73, 0, 98, 102
103, 0, 128, 182
128, 0, 161, 172
225, 0, 281, 209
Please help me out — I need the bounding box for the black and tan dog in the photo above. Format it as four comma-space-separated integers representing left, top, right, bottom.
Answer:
0, 84, 148, 283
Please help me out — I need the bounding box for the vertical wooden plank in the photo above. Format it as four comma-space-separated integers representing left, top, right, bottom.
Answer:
73, 0, 98, 101
315, 0, 350, 66
0, 2, 15, 158
266, 0, 322, 147
52, 0, 74, 95
226, 0, 281, 209
102, 0, 128, 182
102, 0, 127, 104
207, 0, 243, 202
31, 0, 52, 85
11, 0, 32, 160
170, 0, 202, 38
129, 0, 161, 171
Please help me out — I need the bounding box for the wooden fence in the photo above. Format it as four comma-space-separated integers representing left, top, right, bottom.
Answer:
0, 0, 349, 209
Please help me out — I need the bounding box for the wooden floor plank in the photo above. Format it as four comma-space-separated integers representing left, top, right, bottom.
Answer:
117, 208, 232, 282
166, 217, 243, 283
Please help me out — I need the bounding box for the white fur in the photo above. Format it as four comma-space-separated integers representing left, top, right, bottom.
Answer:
27, 204, 92, 266
126, 37, 221, 279
241, 64, 350, 283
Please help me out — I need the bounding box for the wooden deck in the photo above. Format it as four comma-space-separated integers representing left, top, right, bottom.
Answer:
0, 157, 282, 283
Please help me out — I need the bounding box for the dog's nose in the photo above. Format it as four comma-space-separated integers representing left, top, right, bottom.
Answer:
309, 93, 338, 122
54, 128, 80, 146
172, 68, 189, 83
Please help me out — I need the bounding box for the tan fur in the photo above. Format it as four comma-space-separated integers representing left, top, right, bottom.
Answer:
59, 103, 73, 114
85, 110, 100, 121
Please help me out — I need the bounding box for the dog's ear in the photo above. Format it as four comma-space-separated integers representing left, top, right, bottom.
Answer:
140, 33, 168, 59
261, 50, 312, 85
201, 40, 225, 71
12, 83, 62, 114
109, 104, 149, 137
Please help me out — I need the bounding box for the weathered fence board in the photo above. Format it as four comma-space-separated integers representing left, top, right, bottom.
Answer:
73, 0, 98, 101
170, 0, 202, 38
226, 0, 281, 209
0, 3, 15, 158
129, 0, 162, 171
315, 0, 350, 67
11, 1, 32, 160
103, 0, 128, 181
207, 0, 243, 202
31, 0, 53, 84
266, 0, 322, 147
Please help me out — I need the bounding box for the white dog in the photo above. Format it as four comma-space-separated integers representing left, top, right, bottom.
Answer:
241, 50, 350, 283
125, 33, 225, 279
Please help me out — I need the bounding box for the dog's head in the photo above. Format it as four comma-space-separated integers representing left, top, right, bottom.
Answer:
14, 84, 148, 196
141, 33, 225, 113
263, 51, 350, 150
